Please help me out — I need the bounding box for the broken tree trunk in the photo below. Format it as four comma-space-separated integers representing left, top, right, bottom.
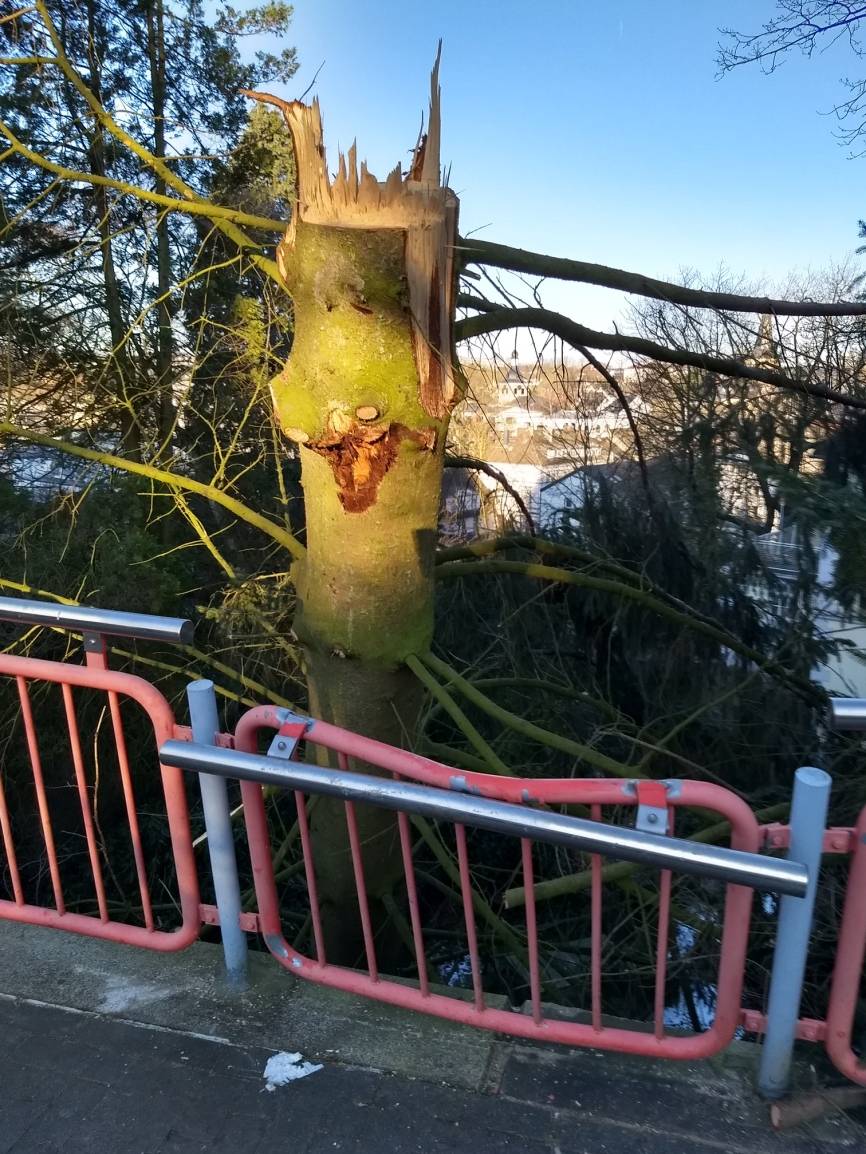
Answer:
248, 53, 460, 961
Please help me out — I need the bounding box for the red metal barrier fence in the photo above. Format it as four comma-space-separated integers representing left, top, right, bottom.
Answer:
234, 704, 764, 1060
0, 615, 862, 1084
731, 816, 866, 1086
0, 651, 199, 949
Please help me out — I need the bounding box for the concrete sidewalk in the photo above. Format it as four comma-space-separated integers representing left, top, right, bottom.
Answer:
0, 924, 863, 1153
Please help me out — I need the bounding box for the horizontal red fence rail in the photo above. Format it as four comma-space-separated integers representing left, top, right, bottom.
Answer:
233, 704, 762, 1060
0, 653, 199, 950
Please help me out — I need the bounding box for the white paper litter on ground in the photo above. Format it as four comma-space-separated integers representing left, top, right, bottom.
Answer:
263, 1051, 323, 1091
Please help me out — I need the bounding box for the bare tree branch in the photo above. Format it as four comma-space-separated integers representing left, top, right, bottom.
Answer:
0, 122, 285, 235
435, 559, 822, 703
8, 2, 285, 285
0, 424, 305, 559
718, 2, 866, 73
457, 238, 866, 317
444, 453, 536, 533
456, 305, 866, 410
570, 344, 654, 504
717, 3, 866, 150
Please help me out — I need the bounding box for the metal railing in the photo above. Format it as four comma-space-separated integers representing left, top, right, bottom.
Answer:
829, 697, 866, 730
158, 699, 811, 1064
745, 699, 866, 1093
2, 594, 864, 1089
0, 654, 199, 948
824, 699, 866, 1088
0, 594, 193, 646
160, 737, 808, 897
0, 596, 199, 948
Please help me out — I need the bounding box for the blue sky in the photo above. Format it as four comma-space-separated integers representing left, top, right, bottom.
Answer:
246, 1, 865, 332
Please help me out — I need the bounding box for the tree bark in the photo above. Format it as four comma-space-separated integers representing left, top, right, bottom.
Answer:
86, 0, 142, 460
144, 0, 175, 451
249, 55, 460, 960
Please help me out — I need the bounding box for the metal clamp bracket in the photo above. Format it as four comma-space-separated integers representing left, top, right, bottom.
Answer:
267, 712, 312, 762
634, 780, 670, 835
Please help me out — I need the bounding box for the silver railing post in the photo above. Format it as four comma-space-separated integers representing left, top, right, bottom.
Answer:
758, 766, 831, 1099
186, 680, 248, 990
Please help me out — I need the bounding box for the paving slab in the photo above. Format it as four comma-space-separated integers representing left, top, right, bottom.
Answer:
497, 1042, 866, 1153
0, 922, 864, 1153
0, 922, 496, 1090
1, 995, 863, 1154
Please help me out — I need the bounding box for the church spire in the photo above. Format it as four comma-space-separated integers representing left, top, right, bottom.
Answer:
749, 314, 780, 369
510, 346, 522, 382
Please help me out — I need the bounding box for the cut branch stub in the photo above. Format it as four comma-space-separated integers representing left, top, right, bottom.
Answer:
247, 48, 459, 517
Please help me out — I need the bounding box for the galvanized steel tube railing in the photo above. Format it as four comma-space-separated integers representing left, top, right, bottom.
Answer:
0, 595, 193, 645
828, 698, 866, 731
186, 680, 248, 989
159, 739, 809, 898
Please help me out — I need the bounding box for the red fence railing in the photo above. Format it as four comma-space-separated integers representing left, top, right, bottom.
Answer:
232, 704, 765, 1060
0, 595, 863, 1086
816, 804, 866, 1085
0, 652, 199, 949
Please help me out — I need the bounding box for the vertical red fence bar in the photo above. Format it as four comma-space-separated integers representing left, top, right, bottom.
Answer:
61, 683, 109, 922
653, 810, 675, 1041
0, 763, 24, 906
16, 676, 65, 913
654, 869, 673, 1040
107, 690, 154, 930
397, 809, 430, 996
454, 822, 484, 1010
590, 803, 603, 1032
521, 837, 542, 1024
338, 749, 379, 980
825, 803, 866, 1086
295, 792, 327, 964
238, 779, 284, 945
344, 798, 379, 981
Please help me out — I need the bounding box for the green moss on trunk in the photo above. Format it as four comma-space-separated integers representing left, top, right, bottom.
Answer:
254, 73, 459, 961
272, 221, 450, 962
271, 222, 443, 446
